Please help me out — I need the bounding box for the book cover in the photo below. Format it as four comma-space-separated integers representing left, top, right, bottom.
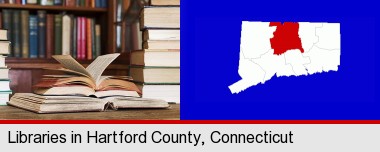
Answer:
21, 10, 30, 58
1, 10, 12, 56
53, 0, 62, 5
91, 19, 96, 59
76, 17, 81, 59
80, 17, 86, 59
26, 0, 37, 4
54, 14, 62, 55
29, 15, 38, 58
71, 17, 78, 58
12, 10, 21, 58
37, 10, 46, 58
95, 24, 101, 58
86, 18, 92, 60
62, 15, 71, 55
46, 14, 54, 59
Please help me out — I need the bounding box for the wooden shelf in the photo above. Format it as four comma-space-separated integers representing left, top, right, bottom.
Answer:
0, 4, 107, 13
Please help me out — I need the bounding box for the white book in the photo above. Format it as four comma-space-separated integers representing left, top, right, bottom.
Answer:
62, 15, 71, 55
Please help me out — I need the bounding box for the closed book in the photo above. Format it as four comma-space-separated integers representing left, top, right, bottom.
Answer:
80, 17, 86, 59
143, 29, 180, 41
91, 19, 95, 58
0, 56, 6, 68
150, 0, 180, 6
86, 18, 92, 60
0, 41, 10, 55
54, 14, 62, 55
46, 14, 54, 59
26, 0, 37, 4
130, 49, 180, 67
94, 24, 101, 57
129, 66, 180, 84
76, 17, 81, 59
143, 40, 180, 50
65, 0, 75, 6
137, 84, 180, 103
101, 0, 107, 8
141, 7, 180, 29
37, 11, 46, 58
95, 0, 100, 7
0, 80, 11, 91
53, 0, 62, 5
0, 29, 8, 41
20, 10, 29, 58
12, 10, 21, 57
0, 68, 9, 79
29, 15, 38, 58
1, 10, 12, 52
15, 0, 21, 4
39, 0, 53, 5
71, 17, 78, 58
0, 12, 2, 29
62, 15, 71, 55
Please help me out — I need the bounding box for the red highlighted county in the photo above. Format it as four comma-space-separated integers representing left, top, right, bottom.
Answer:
269, 22, 304, 55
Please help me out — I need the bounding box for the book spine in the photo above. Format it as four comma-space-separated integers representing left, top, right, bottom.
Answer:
86, 18, 92, 60
65, 0, 75, 6
91, 19, 96, 59
15, 0, 21, 4
95, 24, 101, 58
46, 14, 54, 59
37, 10, 46, 58
20, 10, 29, 58
71, 15, 77, 58
76, 17, 81, 59
26, 0, 37, 4
95, 0, 100, 8
80, 17, 86, 59
54, 14, 62, 55
39, 0, 53, 5
29, 15, 38, 58
1, 9, 13, 46
12, 10, 21, 58
102, 0, 107, 8
53, 0, 61, 5
62, 15, 71, 55
21, 0, 26, 5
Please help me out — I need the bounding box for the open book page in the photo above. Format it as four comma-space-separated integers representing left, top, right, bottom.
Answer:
85, 53, 120, 86
52, 55, 92, 78
43, 68, 91, 78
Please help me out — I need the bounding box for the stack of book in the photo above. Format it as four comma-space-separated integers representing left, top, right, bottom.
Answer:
0, 0, 108, 8
130, 0, 180, 103
0, 29, 11, 105
7, 53, 169, 113
0, 9, 101, 59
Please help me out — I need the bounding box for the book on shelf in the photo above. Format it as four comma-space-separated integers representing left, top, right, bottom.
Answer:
140, 6, 180, 29
0, 9, 102, 59
129, 66, 180, 84
37, 10, 46, 58
0, 0, 108, 7
21, 10, 29, 58
33, 53, 141, 97
130, 49, 180, 67
8, 93, 169, 113
29, 15, 38, 58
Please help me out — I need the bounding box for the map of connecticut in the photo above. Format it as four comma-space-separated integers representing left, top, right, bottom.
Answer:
229, 21, 341, 94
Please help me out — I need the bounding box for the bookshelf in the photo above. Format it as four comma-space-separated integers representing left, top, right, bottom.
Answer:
0, 0, 130, 93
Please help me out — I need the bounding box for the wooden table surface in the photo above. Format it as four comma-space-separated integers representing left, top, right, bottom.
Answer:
0, 104, 179, 120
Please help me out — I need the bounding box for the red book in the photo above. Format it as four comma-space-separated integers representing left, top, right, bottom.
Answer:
65, 0, 76, 6
15, 0, 22, 4
81, 17, 87, 60
76, 17, 81, 59
86, 18, 92, 60
46, 14, 54, 59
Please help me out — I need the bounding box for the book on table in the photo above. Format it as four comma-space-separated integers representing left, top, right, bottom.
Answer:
8, 93, 169, 114
33, 53, 141, 97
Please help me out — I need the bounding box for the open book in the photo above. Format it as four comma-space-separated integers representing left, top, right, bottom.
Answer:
8, 93, 169, 114
33, 54, 141, 98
